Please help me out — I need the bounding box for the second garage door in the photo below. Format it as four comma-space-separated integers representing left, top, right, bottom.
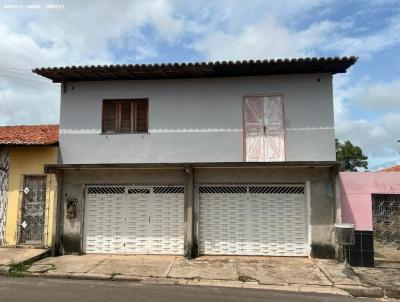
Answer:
199, 184, 308, 256
84, 185, 184, 255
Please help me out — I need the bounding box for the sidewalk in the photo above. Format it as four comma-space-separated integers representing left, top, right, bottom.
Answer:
0, 247, 50, 268
2, 254, 399, 299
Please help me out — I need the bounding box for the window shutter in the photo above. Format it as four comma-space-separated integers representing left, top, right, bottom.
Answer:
244, 96, 264, 161
103, 101, 117, 133
264, 96, 284, 161
120, 101, 132, 133
136, 100, 148, 132
102, 99, 148, 133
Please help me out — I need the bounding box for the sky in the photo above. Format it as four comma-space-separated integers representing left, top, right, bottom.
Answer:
0, 0, 399, 170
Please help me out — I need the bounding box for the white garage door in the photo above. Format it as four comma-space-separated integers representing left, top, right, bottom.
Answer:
199, 184, 308, 256
84, 185, 184, 255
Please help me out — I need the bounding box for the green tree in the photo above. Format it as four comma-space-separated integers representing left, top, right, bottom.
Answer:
335, 139, 368, 171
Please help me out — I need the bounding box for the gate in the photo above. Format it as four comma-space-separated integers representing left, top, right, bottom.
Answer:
372, 194, 400, 268
18, 175, 47, 245
198, 184, 308, 256
84, 185, 184, 254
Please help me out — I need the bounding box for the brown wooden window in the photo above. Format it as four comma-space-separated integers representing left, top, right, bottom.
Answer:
102, 99, 148, 133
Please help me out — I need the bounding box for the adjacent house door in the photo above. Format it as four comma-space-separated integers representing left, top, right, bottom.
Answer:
244, 95, 285, 161
18, 176, 47, 245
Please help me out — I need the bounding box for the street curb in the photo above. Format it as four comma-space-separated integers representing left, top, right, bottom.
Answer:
112, 275, 143, 282
336, 285, 384, 298
44, 271, 71, 279
0, 266, 10, 274
70, 273, 111, 281
5, 271, 395, 299
141, 277, 179, 285
385, 287, 400, 299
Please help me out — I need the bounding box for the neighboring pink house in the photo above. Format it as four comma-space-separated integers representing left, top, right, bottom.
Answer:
339, 169, 400, 268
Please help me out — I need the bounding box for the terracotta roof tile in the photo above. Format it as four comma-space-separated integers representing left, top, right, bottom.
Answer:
379, 165, 400, 172
33, 56, 358, 83
0, 125, 59, 145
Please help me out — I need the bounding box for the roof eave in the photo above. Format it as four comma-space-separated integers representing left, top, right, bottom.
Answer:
44, 161, 341, 174
0, 142, 59, 147
33, 57, 358, 83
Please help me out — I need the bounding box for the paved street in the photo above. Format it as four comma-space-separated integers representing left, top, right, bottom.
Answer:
0, 276, 375, 302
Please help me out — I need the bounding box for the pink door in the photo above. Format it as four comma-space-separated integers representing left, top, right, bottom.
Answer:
244, 96, 285, 162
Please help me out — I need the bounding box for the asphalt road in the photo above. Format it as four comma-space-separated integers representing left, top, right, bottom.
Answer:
0, 276, 375, 302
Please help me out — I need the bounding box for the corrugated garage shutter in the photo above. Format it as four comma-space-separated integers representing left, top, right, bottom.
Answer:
199, 184, 308, 256
85, 186, 125, 254
84, 185, 184, 255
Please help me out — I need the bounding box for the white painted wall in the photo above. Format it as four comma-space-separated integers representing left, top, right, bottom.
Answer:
59, 74, 335, 163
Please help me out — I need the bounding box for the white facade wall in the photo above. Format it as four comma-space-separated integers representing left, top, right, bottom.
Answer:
59, 74, 335, 164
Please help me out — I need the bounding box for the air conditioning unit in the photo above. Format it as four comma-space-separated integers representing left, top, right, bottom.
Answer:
334, 223, 355, 246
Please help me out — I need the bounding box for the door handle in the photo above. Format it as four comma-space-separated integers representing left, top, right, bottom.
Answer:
149, 216, 150, 223
264, 125, 266, 133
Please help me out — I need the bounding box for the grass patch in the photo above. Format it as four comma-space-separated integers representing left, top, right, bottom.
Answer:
238, 275, 258, 282
8, 261, 30, 278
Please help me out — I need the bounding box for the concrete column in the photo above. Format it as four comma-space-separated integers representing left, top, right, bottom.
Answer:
333, 167, 342, 224
184, 166, 194, 258
192, 183, 199, 258
305, 180, 312, 257
52, 170, 63, 256
331, 166, 343, 260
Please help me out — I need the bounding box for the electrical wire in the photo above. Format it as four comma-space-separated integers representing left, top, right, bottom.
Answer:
0, 85, 16, 125
0, 65, 58, 125
0, 74, 56, 85
0, 68, 43, 79
0, 65, 33, 72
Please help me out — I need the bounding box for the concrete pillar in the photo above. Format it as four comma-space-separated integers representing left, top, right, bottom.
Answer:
184, 166, 194, 258
305, 180, 312, 257
192, 184, 199, 258
333, 167, 342, 224
52, 170, 63, 256
332, 167, 343, 260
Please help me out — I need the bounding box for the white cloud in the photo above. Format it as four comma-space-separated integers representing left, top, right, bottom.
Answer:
353, 80, 400, 110
336, 115, 400, 169
190, 15, 337, 60
0, 79, 59, 125
369, 126, 388, 138
189, 2, 400, 61
0, 0, 185, 125
334, 76, 400, 170
325, 15, 400, 58
24, 0, 184, 64
191, 17, 305, 60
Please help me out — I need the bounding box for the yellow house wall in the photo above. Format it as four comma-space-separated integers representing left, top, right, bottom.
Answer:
5, 146, 58, 247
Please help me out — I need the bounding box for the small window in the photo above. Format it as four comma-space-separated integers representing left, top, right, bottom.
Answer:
102, 99, 148, 133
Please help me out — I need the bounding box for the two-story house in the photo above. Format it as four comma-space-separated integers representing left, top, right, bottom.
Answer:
34, 57, 356, 258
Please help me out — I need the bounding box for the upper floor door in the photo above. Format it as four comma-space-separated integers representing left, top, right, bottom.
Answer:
244, 95, 285, 162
